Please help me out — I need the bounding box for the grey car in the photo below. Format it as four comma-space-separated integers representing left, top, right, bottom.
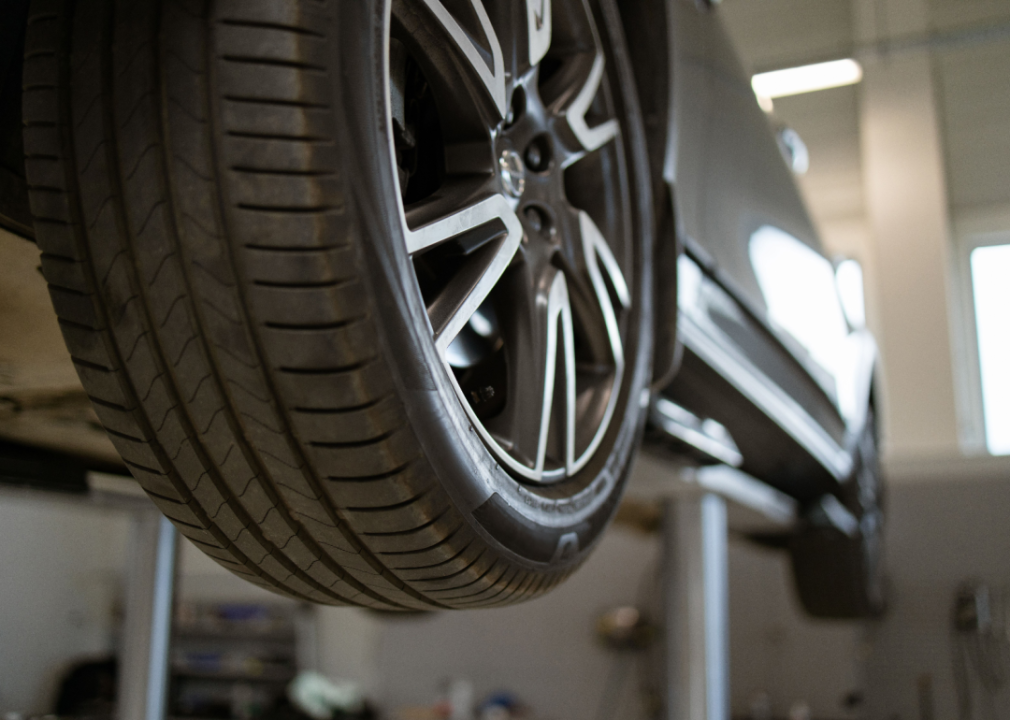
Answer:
0, 0, 881, 617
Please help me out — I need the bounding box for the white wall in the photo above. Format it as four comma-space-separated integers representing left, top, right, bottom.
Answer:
864, 476, 1010, 719
0, 492, 130, 715
857, 43, 962, 462
369, 528, 659, 720
729, 541, 862, 720
316, 607, 382, 696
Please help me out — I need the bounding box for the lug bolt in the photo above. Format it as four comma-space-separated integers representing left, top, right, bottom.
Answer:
524, 137, 550, 172
524, 205, 549, 234
505, 87, 525, 128
499, 149, 525, 198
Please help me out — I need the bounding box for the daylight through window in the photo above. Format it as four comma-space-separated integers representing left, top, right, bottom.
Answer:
970, 244, 1010, 455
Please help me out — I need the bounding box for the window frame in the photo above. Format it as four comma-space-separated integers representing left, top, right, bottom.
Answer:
952, 226, 1010, 455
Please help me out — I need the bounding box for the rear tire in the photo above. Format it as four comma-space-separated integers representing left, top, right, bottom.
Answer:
23, 0, 652, 609
789, 410, 885, 618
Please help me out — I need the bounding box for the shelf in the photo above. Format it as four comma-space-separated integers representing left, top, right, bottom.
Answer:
170, 601, 303, 719
172, 668, 295, 683
173, 627, 296, 642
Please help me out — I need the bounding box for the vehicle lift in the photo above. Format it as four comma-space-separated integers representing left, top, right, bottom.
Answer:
4, 428, 796, 720
640, 452, 797, 720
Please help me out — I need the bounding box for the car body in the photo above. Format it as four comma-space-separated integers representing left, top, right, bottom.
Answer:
621, 0, 878, 505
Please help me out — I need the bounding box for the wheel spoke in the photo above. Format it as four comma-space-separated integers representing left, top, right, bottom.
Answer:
405, 192, 510, 255
417, 0, 508, 119
526, 0, 552, 67
405, 194, 523, 354
561, 2, 618, 154
566, 211, 627, 472
579, 210, 629, 315
488, 265, 577, 479
535, 270, 577, 474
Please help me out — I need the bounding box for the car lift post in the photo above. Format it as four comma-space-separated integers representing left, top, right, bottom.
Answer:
118, 508, 178, 720
0, 469, 178, 719
657, 463, 797, 720
662, 493, 729, 720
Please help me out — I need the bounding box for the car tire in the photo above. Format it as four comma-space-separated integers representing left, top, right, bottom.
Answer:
789, 410, 885, 618
23, 0, 653, 609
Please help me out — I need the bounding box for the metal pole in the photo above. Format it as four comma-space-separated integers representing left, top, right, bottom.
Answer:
147, 514, 178, 719
662, 493, 729, 720
119, 512, 177, 720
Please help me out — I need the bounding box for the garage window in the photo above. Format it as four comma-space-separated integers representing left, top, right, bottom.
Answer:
969, 242, 1010, 455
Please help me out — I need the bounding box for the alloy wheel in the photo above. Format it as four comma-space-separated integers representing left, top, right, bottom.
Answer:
388, 0, 634, 484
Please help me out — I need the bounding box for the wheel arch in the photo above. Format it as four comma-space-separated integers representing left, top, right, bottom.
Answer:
615, 0, 682, 390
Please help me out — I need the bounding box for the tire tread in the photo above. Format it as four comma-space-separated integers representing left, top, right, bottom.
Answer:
23, 0, 566, 609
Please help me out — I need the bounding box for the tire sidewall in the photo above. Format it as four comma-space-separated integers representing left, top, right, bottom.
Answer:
336, 0, 654, 571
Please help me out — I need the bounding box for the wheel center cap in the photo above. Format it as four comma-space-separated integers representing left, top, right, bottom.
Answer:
499, 149, 525, 198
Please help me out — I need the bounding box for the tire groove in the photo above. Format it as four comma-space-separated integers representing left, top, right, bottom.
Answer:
221, 56, 327, 73
430, 555, 498, 596
230, 166, 336, 178
395, 538, 471, 572
363, 508, 450, 538
236, 203, 339, 213
293, 397, 385, 414
217, 19, 326, 38
124, 142, 160, 181
344, 485, 433, 513
228, 130, 330, 142
224, 95, 330, 110
417, 549, 488, 585
265, 316, 365, 331
327, 460, 415, 483
279, 358, 375, 375
308, 428, 397, 449
253, 277, 354, 289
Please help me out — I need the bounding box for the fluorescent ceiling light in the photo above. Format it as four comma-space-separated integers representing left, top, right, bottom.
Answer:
752, 59, 863, 99
756, 94, 775, 113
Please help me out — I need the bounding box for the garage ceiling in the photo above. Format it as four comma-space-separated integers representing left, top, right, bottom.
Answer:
720, 0, 854, 73
936, 40, 1010, 213
721, 0, 1010, 229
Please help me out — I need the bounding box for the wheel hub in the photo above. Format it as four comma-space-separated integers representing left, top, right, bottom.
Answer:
498, 148, 525, 198
495, 76, 576, 299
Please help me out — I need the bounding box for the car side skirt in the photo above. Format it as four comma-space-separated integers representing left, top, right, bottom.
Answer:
661, 253, 871, 499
